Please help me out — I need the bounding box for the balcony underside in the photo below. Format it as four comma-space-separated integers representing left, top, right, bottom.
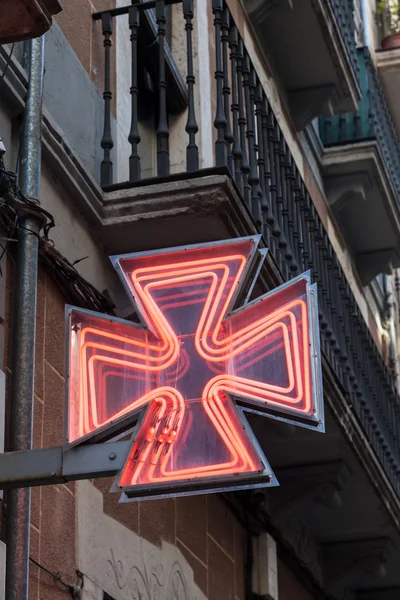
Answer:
376, 48, 400, 139
99, 171, 400, 598
321, 142, 400, 285
0, 0, 62, 44
242, 0, 360, 129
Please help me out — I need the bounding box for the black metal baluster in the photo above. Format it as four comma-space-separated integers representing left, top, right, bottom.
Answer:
266, 107, 282, 266
355, 311, 365, 389
281, 141, 297, 274
354, 312, 366, 426
272, 121, 288, 276
128, 6, 141, 182
251, 68, 263, 229
310, 210, 327, 353
228, 25, 243, 194
316, 223, 329, 331
316, 217, 332, 348
334, 254, 350, 391
261, 98, 276, 251
183, 0, 199, 172
236, 39, 251, 208
278, 135, 289, 254
326, 243, 342, 364
286, 154, 298, 274
321, 226, 337, 352
243, 55, 261, 227
254, 81, 270, 245
301, 186, 312, 274
367, 62, 376, 138
340, 275, 354, 405
359, 324, 373, 449
213, 0, 228, 167
304, 192, 317, 283
347, 291, 360, 402
354, 110, 361, 139
339, 115, 346, 143
325, 118, 332, 145
221, 7, 234, 174
156, 0, 170, 177
101, 12, 114, 187
293, 173, 304, 269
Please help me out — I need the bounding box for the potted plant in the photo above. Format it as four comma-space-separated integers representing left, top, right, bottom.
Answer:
378, 0, 400, 49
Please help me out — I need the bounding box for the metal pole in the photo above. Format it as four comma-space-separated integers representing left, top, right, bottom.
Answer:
6, 35, 45, 600
360, 0, 372, 48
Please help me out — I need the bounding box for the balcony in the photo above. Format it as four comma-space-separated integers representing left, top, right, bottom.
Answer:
375, 0, 400, 138
319, 47, 400, 285
241, 0, 361, 129
87, 1, 400, 596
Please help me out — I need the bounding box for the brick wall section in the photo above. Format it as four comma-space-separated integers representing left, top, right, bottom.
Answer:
95, 478, 247, 600
5, 264, 247, 599
55, 0, 116, 93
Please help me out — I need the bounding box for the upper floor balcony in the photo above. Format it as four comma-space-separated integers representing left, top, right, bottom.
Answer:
240, 0, 361, 129
375, 0, 400, 138
319, 47, 400, 286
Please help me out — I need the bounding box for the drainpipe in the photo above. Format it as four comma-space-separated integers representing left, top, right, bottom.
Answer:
360, 0, 372, 47
5, 35, 45, 600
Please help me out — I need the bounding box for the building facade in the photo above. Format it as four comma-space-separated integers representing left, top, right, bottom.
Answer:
1, 0, 400, 598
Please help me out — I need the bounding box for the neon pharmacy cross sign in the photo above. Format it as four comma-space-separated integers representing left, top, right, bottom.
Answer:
66, 237, 323, 500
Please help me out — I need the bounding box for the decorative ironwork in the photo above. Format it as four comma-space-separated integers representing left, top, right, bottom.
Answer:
237, 39, 251, 210
94, 0, 187, 185
243, 57, 262, 227
129, 6, 141, 183
183, 0, 199, 172
212, 0, 228, 167
221, 7, 234, 174
100, 12, 114, 187
228, 25, 243, 195
156, 1, 170, 177
218, 16, 400, 498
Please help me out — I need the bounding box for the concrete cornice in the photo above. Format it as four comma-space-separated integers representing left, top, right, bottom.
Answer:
376, 48, 400, 70
322, 141, 400, 234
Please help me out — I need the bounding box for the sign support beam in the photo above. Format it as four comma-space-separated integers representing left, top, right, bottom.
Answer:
0, 441, 130, 490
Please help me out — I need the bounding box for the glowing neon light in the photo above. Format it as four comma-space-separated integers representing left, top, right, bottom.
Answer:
66, 237, 323, 499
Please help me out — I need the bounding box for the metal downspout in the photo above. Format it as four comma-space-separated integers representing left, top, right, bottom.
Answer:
5, 36, 45, 600
360, 0, 372, 47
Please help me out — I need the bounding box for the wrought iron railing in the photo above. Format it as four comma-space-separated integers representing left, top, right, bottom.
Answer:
95, 1, 400, 494
319, 47, 400, 206
329, 0, 360, 82
93, 0, 191, 187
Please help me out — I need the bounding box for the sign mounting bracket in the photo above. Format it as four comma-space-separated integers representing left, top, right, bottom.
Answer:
0, 441, 130, 490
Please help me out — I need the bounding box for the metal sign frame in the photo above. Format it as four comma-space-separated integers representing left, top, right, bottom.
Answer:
0, 237, 324, 497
